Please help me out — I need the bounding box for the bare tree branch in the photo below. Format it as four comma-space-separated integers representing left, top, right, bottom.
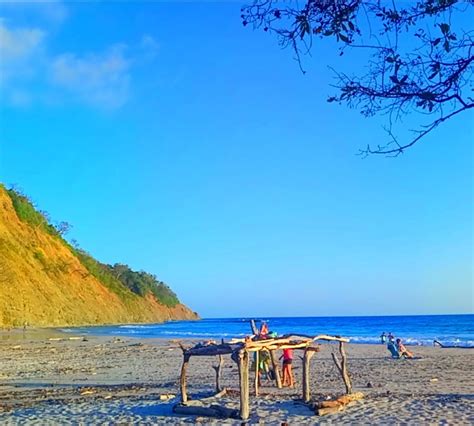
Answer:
242, 0, 474, 156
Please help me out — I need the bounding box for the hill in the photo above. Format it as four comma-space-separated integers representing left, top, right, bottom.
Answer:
0, 184, 198, 327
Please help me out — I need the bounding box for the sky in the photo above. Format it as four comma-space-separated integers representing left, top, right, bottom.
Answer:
0, 1, 472, 318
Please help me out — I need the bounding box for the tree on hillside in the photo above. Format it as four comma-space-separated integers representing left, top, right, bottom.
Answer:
56, 221, 72, 236
241, 0, 474, 156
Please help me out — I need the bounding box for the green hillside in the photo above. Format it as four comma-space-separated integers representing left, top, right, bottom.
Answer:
0, 184, 198, 327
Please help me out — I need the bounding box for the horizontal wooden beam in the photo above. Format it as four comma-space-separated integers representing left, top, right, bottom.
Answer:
313, 335, 350, 343
184, 344, 242, 357
246, 342, 312, 352
182, 334, 349, 358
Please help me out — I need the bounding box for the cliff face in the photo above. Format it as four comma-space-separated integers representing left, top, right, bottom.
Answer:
0, 185, 198, 327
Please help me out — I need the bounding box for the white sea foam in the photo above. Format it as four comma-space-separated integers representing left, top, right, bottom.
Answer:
118, 325, 152, 329
60, 315, 474, 347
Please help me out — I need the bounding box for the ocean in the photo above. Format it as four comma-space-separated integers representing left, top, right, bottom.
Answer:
62, 314, 474, 347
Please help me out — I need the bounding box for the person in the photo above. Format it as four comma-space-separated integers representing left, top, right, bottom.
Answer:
253, 349, 271, 385
280, 348, 294, 387
259, 322, 269, 339
388, 332, 394, 342
259, 350, 271, 381
396, 338, 414, 359
380, 332, 387, 344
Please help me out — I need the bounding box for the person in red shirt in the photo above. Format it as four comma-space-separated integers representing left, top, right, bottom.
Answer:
280, 348, 294, 387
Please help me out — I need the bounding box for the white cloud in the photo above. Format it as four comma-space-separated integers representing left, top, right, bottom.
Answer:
51, 45, 131, 109
0, 21, 46, 102
0, 18, 158, 109
0, 21, 44, 60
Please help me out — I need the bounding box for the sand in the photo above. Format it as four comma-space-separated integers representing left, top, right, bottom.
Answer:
0, 329, 473, 424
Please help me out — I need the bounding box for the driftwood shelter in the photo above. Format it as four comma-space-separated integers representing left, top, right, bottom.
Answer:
175, 320, 359, 420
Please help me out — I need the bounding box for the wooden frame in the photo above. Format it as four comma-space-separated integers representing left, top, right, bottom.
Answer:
176, 333, 353, 420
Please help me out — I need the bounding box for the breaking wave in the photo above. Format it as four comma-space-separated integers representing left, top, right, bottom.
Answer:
61, 314, 474, 347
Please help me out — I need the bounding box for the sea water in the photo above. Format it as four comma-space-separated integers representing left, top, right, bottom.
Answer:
63, 314, 474, 347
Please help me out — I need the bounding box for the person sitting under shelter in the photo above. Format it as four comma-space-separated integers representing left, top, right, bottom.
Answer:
252, 349, 272, 385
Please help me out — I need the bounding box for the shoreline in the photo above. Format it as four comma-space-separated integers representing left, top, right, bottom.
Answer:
1, 326, 472, 348
0, 320, 474, 349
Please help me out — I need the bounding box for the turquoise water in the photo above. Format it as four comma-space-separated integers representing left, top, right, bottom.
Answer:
63, 314, 474, 347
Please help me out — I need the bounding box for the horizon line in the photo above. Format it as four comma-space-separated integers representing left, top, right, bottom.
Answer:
201, 312, 474, 320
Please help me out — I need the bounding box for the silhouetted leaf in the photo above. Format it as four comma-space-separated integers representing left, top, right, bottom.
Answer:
339, 34, 350, 43
439, 23, 450, 35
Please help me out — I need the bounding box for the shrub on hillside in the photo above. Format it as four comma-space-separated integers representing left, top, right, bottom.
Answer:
109, 263, 179, 307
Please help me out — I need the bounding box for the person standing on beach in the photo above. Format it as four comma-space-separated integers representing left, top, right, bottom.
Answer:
380, 332, 387, 344
280, 348, 294, 387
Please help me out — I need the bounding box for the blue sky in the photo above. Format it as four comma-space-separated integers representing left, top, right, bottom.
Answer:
0, 2, 472, 317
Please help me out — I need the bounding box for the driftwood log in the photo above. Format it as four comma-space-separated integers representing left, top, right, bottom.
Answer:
250, 319, 259, 335
315, 392, 364, 416
173, 404, 238, 419
230, 335, 349, 347
254, 349, 260, 396
180, 353, 191, 403
331, 341, 352, 394
183, 343, 240, 357
302, 349, 316, 403
212, 355, 224, 393
238, 349, 250, 420
181, 388, 227, 405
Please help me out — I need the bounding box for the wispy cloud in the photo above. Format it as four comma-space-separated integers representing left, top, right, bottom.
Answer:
0, 16, 159, 110
0, 21, 44, 60
51, 45, 131, 109
0, 21, 46, 105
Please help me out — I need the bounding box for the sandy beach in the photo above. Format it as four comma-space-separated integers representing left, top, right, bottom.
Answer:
0, 329, 472, 424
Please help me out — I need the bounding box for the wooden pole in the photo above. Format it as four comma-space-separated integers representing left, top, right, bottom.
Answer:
254, 350, 259, 396
302, 349, 315, 403
339, 342, 352, 394
180, 354, 190, 403
250, 319, 259, 335
269, 350, 282, 388
212, 354, 224, 393
331, 342, 352, 394
238, 349, 250, 420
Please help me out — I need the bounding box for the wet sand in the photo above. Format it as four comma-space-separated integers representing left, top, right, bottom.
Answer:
0, 330, 473, 424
